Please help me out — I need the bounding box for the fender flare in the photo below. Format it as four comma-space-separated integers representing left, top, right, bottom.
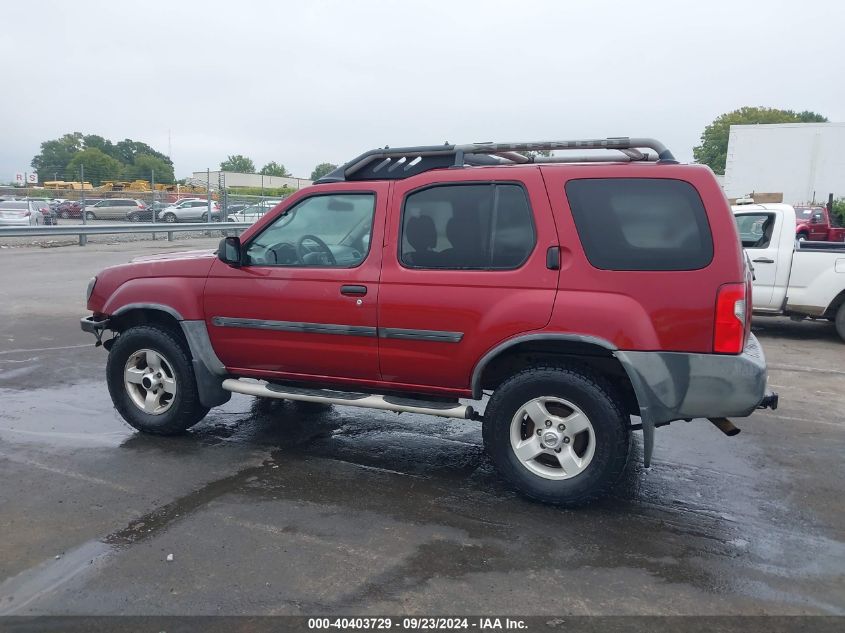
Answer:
108, 304, 230, 408
470, 333, 657, 467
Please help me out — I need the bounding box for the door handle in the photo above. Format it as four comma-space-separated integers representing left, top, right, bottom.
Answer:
340, 284, 368, 296
752, 258, 774, 264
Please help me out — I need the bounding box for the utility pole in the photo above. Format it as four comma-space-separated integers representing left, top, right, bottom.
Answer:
80, 164, 87, 246
207, 168, 211, 221
150, 169, 156, 225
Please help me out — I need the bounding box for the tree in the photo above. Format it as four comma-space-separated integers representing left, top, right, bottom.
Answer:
521, 149, 552, 160
694, 107, 828, 174
113, 139, 171, 166
310, 162, 338, 181
66, 148, 123, 185
220, 154, 255, 173
259, 161, 291, 177
122, 154, 175, 183
31, 132, 84, 180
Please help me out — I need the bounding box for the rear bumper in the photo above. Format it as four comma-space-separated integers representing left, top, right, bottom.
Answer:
616, 333, 772, 426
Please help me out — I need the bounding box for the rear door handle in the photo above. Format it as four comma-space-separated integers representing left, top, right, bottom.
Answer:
340, 284, 367, 296
752, 258, 775, 264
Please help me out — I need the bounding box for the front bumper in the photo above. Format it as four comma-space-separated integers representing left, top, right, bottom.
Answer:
81, 315, 110, 336
616, 333, 774, 427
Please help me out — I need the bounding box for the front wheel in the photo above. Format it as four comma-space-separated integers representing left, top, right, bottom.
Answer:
797, 233, 808, 242
60, 210, 70, 219
106, 325, 209, 435
163, 213, 177, 223
86, 211, 96, 220
483, 365, 631, 506
128, 213, 140, 222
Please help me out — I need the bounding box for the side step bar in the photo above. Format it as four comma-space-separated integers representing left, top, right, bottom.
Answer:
222, 379, 475, 419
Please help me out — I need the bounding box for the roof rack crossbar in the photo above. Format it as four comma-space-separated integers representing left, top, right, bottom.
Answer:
317, 137, 675, 183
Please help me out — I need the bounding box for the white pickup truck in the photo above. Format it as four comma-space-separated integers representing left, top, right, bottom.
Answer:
733, 203, 845, 342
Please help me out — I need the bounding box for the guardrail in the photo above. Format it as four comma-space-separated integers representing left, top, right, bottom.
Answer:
0, 222, 251, 246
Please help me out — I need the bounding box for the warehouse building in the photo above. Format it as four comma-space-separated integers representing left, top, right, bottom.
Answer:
723, 122, 845, 205
191, 171, 312, 190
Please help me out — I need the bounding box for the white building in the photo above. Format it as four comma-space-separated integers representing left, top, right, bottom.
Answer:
191, 171, 312, 190
723, 123, 845, 205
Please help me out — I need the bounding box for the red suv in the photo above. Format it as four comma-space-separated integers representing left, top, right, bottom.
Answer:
82, 137, 777, 505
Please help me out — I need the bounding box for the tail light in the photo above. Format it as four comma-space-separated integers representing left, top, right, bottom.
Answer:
714, 283, 747, 354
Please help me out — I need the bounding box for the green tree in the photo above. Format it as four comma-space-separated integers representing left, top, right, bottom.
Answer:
66, 148, 123, 185
113, 139, 171, 166
259, 161, 291, 177
694, 107, 828, 174
310, 162, 338, 181
220, 154, 255, 173
122, 154, 176, 184
521, 149, 552, 160
31, 132, 84, 180
831, 198, 845, 226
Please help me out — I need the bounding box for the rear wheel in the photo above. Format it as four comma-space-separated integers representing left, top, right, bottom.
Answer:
106, 325, 209, 435
60, 210, 70, 219
483, 365, 631, 506
835, 303, 845, 343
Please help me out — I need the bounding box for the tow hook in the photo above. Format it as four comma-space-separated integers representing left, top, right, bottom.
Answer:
758, 392, 779, 410
708, 417, 741, 436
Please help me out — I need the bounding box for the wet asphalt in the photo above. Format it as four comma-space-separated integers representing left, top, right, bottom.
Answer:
0, 240, 843, 616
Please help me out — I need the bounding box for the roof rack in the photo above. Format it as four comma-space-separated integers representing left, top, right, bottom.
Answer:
317, 137, 677, 183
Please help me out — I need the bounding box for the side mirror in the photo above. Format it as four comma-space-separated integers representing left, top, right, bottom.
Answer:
218, 236, 242, 267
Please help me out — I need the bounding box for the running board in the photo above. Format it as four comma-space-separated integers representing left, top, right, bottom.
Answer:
221, 379, 475, 419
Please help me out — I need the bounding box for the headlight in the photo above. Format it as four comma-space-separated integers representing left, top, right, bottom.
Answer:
86, 276, 97, 301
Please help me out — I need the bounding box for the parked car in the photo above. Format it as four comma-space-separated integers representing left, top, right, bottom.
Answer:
734, 203, 845, 340
33, 200, 59, 225
0, 200, 44, 226
81, 136, 777, 506
225, 204, 269, 224
84, 199, 151, 222
56, 200, 85, 219
223, 203, 250, 216
158, 199, 220, 223
793, 205, 845, 242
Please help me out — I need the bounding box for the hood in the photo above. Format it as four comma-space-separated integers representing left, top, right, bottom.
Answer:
131, 249, 216, 263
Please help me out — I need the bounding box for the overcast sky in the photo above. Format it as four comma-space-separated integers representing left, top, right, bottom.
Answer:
2, 0, 844, 181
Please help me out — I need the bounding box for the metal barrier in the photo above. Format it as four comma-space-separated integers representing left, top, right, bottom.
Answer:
0, 222, 252, 246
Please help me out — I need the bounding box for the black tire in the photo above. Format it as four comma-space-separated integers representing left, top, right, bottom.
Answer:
483, 365, 630, 506
106, 325, 209, 435
85, 211, 96, 220
128, 213, 140, 223
163, 213, 177, 223
60, 210, 70, 219
797, 233, 808, 241
835, 303, 845, 343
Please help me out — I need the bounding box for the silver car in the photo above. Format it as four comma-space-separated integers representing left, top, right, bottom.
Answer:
84, 199, 149, 221
0, 200, 44, 226
158, 199, 220, 223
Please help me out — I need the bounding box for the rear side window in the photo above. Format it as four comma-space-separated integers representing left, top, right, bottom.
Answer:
565, 178, 713, 271
400, 183, 535, 270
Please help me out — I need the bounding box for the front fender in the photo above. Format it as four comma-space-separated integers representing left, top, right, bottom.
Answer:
100, 277, 208, 320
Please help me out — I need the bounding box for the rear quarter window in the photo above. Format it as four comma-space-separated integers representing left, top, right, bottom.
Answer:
565, 178, 713, 271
